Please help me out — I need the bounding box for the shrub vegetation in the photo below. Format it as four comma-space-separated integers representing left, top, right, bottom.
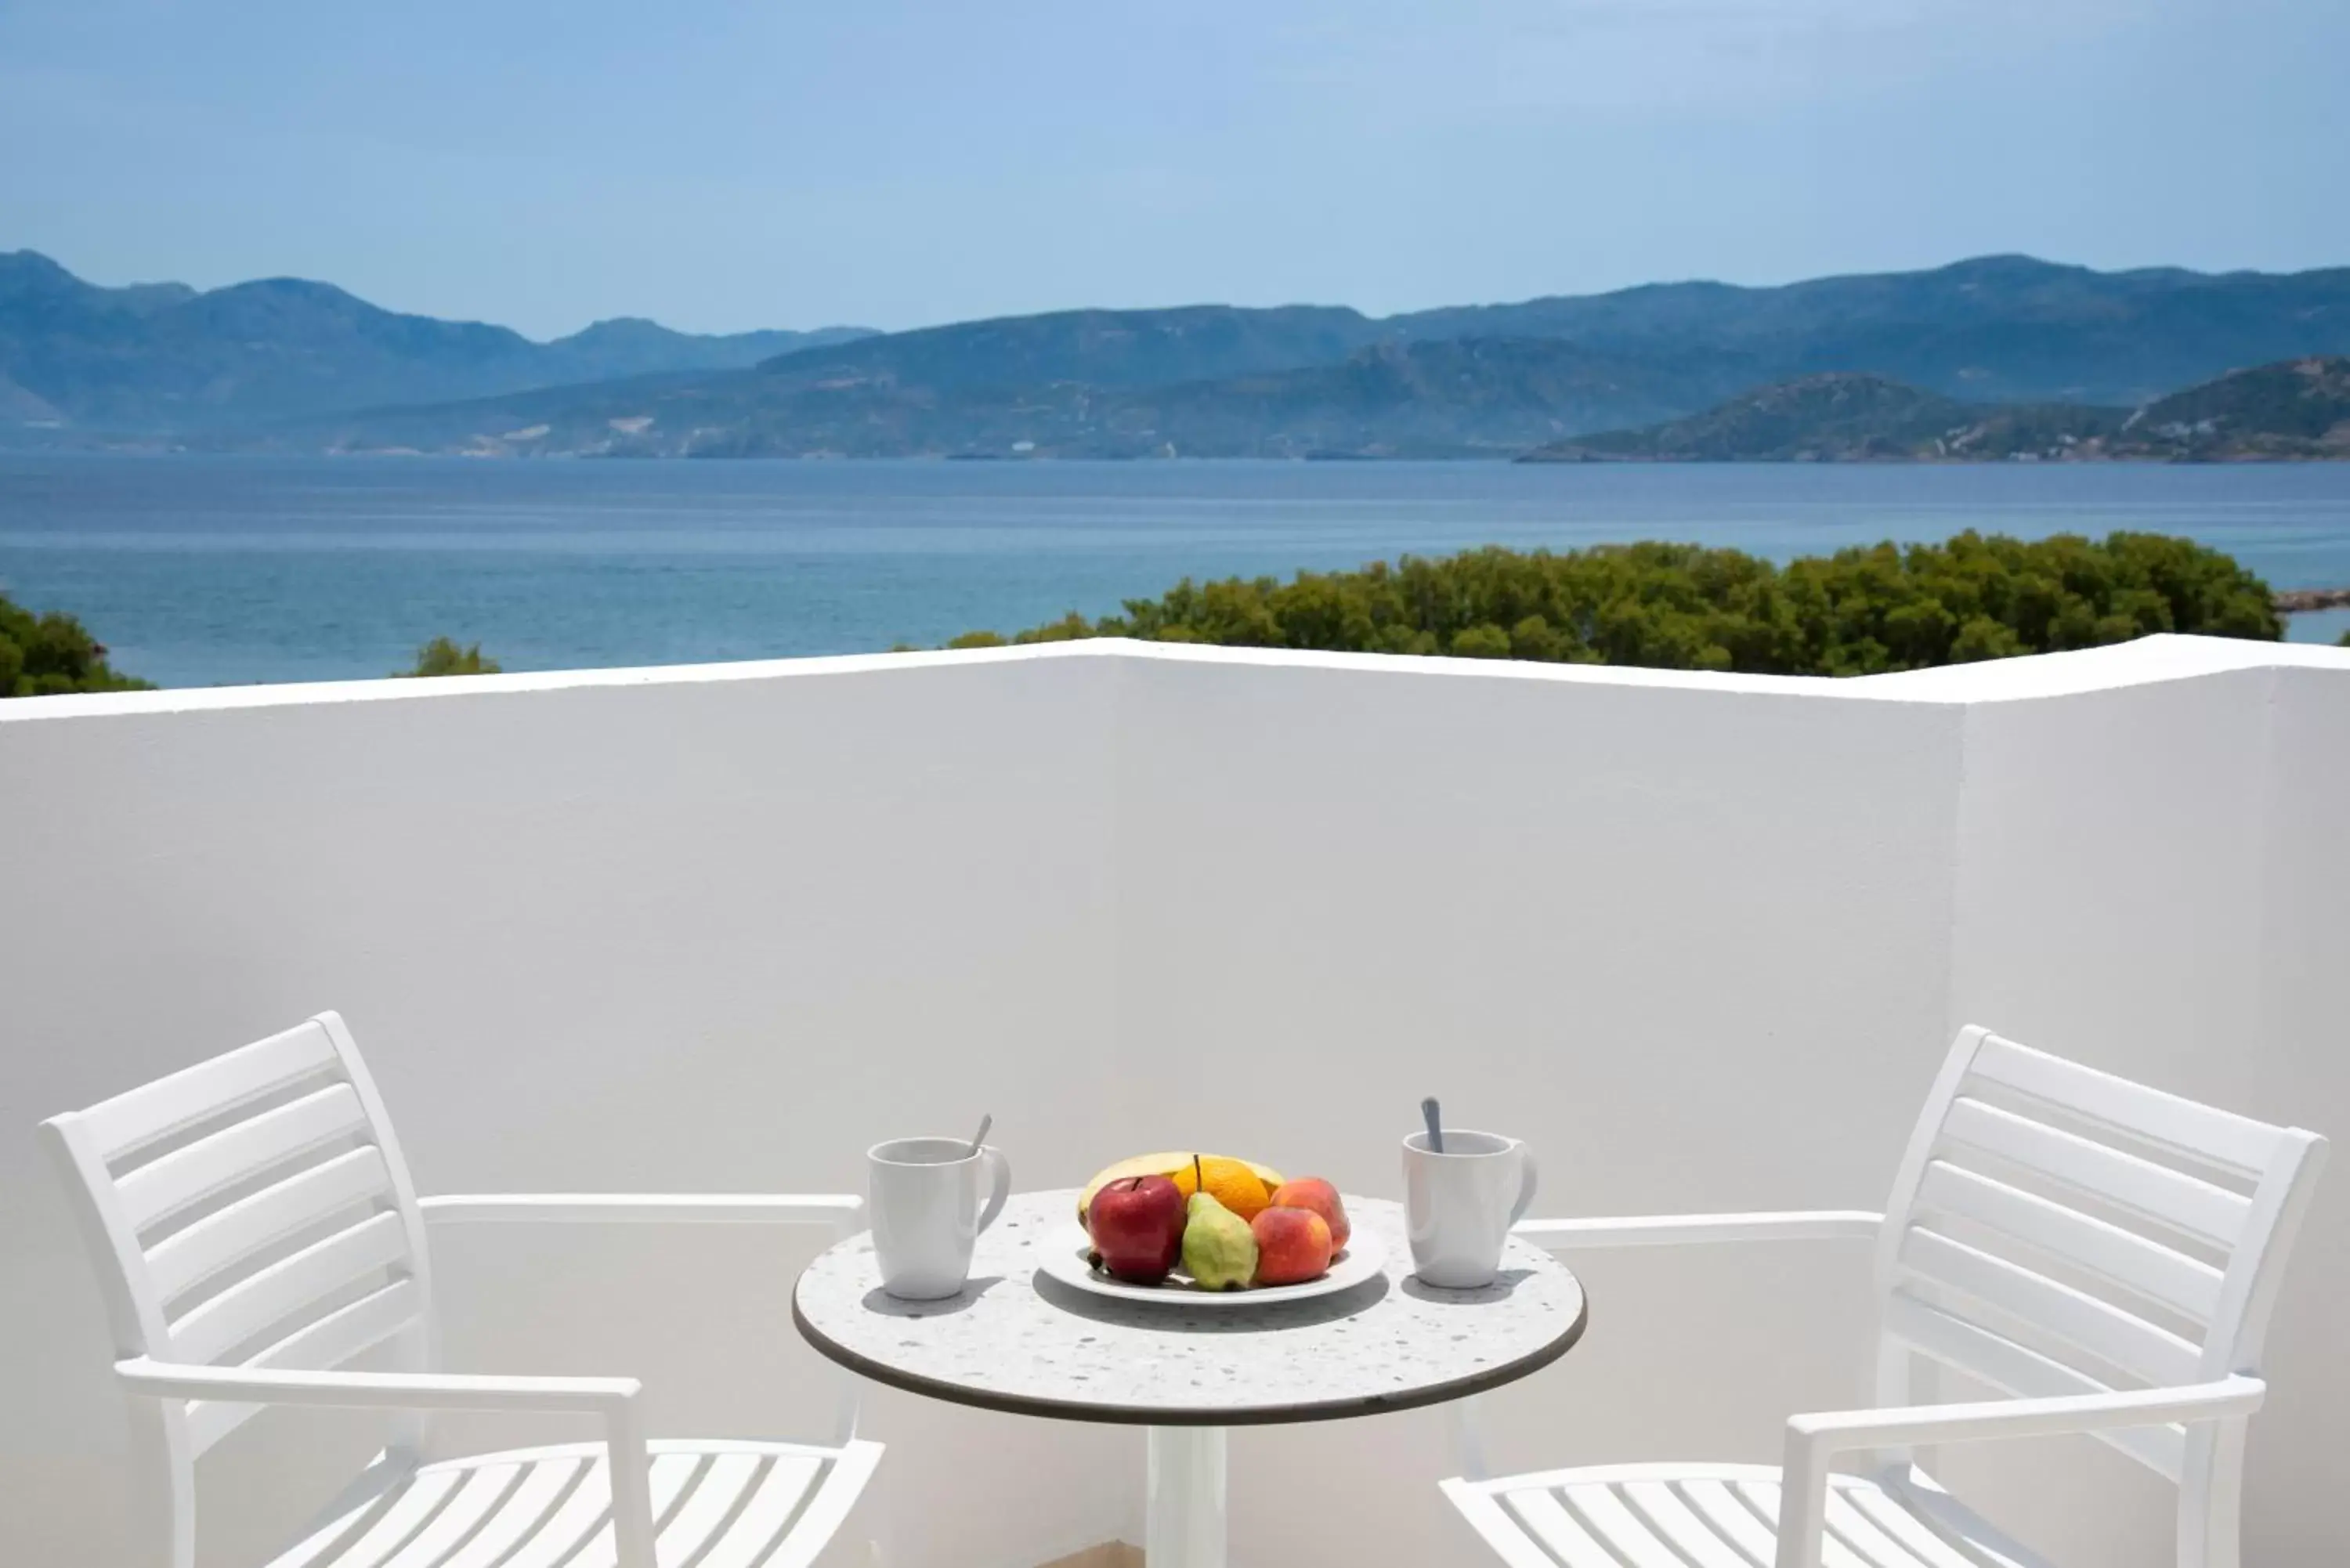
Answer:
400, 638, 502, 677
953, 532, 2283, 675
0, 591, 150, 696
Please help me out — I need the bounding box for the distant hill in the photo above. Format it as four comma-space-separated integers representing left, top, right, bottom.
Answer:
2120, 356, 2350, 458
1388, 255, 2350, 407
212, 338, 1773, 459
735, 255, 2350, 411
0, 250, 873, 434
750, 303, 1384, 392
1520, 356, 2350, 463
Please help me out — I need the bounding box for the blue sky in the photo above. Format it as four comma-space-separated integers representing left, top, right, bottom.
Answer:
3, 0, 2345, 340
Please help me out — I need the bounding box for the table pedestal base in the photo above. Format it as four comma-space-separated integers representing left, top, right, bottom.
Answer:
1145, 1426, 1227, 1568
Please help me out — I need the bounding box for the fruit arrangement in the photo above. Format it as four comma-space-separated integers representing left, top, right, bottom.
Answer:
1079, 1152, 1352, 1292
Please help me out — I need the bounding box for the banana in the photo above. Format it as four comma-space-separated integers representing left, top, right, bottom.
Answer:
1076, 1151, 1287, 1222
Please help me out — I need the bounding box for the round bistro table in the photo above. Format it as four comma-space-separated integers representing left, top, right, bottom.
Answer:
791, 1191, 1587, 1568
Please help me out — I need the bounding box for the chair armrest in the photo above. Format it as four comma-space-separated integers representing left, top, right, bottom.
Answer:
1772, 1377, 2265, 1568
115, 1356, 641, 1413
118, 1359, 663, 1568
1512, 1211, 1882, 1251
416, 1189, 870, 1453
419, 1193, 862, 1228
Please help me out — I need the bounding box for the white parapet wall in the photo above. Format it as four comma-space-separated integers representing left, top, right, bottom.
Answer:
2, 635, 2345, 1568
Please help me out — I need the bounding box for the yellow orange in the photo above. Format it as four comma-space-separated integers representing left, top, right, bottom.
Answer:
1171, 1155, 1277, 1223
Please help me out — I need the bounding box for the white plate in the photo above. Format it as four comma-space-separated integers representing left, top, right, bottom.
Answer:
1035, 1219, 1387, 1307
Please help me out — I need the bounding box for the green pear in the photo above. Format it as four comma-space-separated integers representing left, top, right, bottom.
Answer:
1181, 1190, 1258, 1291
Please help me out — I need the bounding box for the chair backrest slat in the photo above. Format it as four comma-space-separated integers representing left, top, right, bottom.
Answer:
146, 1147, 396, 1304
78, 1021, 343, 1162
168, 1209, 410, 1365
1875, 1027, 2325, 1568
1938, 1095, 2251, 1248
1914, 1158, 2225, 1324
1967, 1035, 2286, 1177
1896, 1226, 2203, 1386
117, 1083, 373, 1234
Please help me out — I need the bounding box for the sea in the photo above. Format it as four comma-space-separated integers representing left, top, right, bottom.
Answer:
4, 453, 2348, 690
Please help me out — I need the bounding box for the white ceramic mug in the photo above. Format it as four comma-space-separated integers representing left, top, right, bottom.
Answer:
1402, 1129, 1538, 1288
868, 1136, 1011, 1300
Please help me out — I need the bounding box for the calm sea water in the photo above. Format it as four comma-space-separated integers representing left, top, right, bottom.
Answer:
4, 454, 2348, 689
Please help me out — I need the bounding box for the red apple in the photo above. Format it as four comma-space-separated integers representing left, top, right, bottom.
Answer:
1087, 1174, 1186, 1284
1267, 1177, 1350, 1251
1251, 1206, 1334, 1286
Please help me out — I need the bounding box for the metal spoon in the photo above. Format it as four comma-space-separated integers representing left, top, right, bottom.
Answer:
1421, 1097, 1444, 1154
967, 1113, 993, 1157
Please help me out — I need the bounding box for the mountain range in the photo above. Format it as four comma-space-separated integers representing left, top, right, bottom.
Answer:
4, 250, 2348, 457
0, 250, 874, 431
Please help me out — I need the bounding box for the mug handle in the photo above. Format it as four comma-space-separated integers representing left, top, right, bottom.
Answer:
1509, 1145, 1539, 1227
974, 1147, 1011, 1234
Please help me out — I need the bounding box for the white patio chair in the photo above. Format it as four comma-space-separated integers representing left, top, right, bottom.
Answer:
42, 1010, 883, 1568
1443, 1025, 2326, 1568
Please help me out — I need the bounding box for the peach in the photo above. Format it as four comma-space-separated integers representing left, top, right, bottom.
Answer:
1251, 1205, 1334, 1286
1267, 1176, 1350, 1251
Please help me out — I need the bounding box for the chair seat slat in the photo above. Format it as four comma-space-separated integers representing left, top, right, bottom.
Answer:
488, 1461, 612, 1568
435, 1458, 584, 1568
146, 1147, 393, 1303
289, 1469, 463, 1568
1734, 1483, 1879, 1568
1615, 1481, 1755, 1568
1497, 1487, 1626, 1568
553, 1454, 703, 1568
1938, 1097, 2250, 1249
119, 1083, 371, 1233
1677, 1479, 1781, 1566
649, 1452, 761, 1567
1968, 1035, 2283, 1176
1568, 1483, 1742, 1568
1914, 1161, 2223, 1323
81, 1021, 341, 1160
690, 1458, 822, 1568
379, 1463, 521, 1568
1838, 1483, 2023, 1568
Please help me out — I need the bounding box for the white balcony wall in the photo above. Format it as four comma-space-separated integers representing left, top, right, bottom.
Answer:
0, 653, 1134, 1568
3, 637, 2346, 1568
1940, 652, 2350, 1567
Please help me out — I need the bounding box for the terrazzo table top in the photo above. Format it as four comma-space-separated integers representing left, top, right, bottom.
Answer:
790, 1190, 1586, 1425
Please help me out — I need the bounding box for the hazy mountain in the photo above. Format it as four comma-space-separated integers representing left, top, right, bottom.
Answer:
213, 338, 1772, 459
0, 250, 873, 433
1520, 356, 2350, 463
1390, 255, 2350, 406
750, 303, 1386, 392
738, 254, 2350, 413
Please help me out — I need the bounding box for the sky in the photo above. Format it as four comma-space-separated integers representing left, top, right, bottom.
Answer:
3, 0, 2346, 341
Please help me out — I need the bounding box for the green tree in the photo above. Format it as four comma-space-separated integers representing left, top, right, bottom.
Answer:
400, 638, 502, 677
0, 591, 150, 697
948, 532, 2282, 677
